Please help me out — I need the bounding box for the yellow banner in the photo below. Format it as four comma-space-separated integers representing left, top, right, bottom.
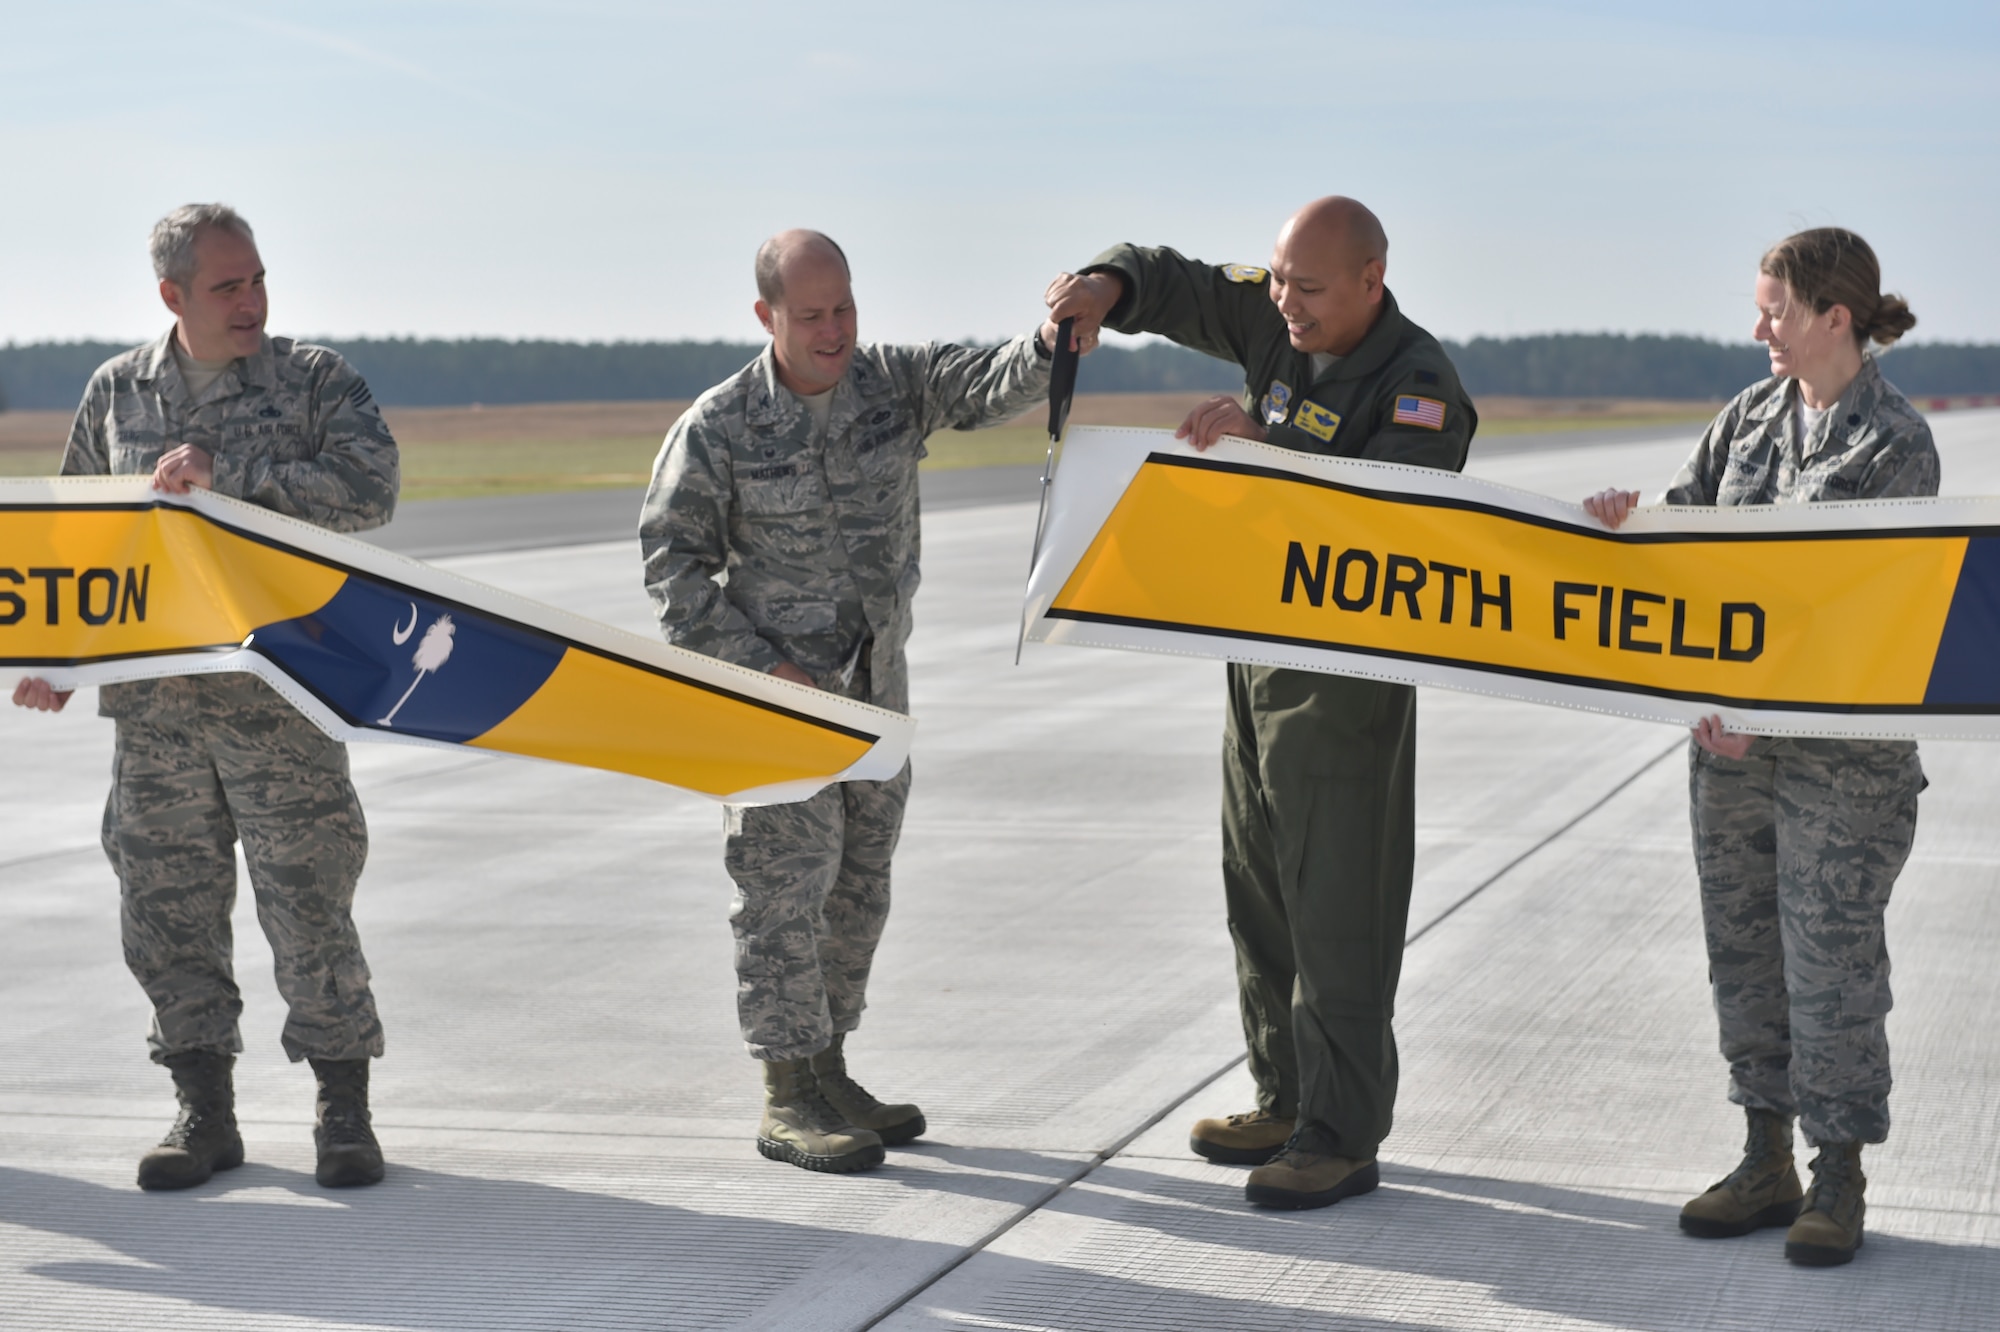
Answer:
2, 479, 912, 803
1024, 428, 2000, 739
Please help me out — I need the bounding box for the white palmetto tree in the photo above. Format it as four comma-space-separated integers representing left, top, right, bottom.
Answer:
377, 615, 456, 726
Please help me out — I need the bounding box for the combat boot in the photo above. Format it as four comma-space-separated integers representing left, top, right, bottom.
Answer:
1244, 1132, 1380, 1210
1680, 1107, 1804, 1238
758, 1058, 885, 1173
809, 1034, 925, 1146
1786, 1142, 1866, 1267
138, 1050, 244, 1191
1189, 1109, 1294, 1166
310, 1057, 386, 1188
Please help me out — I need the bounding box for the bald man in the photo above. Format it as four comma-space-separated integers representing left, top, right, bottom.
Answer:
1046, 198, 1477, 1209
640, 230, 1054, 1173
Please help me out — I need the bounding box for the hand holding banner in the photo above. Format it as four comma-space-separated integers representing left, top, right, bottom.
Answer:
1024, 427, 2000, 740
2, 478, 913, 803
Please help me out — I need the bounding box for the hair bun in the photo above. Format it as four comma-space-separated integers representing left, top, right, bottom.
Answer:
1866, 293, 1917, 345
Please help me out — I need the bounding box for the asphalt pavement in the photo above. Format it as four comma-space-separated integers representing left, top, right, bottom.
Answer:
364, 465, 1047, 559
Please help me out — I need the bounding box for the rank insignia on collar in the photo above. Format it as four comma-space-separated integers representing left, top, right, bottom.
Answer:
1297, 400, 1341, 442
1260, 380, 1292, 425
1223, 264, 1269, 284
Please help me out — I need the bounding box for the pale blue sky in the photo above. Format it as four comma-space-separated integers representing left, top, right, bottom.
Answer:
4, 1, 1995, 347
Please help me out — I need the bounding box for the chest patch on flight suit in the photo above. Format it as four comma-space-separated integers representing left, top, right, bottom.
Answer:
1224, 264, 1269, 284
1260, 380, 1293, 425
1296, 400, 1342, 442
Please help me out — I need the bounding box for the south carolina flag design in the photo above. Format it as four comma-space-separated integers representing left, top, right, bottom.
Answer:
0, 479, 911, 804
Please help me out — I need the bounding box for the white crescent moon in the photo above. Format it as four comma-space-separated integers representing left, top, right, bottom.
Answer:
391, 603, 418, 645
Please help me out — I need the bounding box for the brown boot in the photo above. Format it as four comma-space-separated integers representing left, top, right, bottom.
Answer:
757, 1058, 885, 1174
1190, 1109, 1294, 1166
1680, 1108, 1803, 1238
1245, 1138, 1380, 1210
1786, 1142, 1866, 1267
137, 1050, 245, 1191
809, 1035, 925, 1146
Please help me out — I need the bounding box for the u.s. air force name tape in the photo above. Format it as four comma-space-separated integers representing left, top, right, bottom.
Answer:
1, 478, 912, 803
1023, 427, 2000, 741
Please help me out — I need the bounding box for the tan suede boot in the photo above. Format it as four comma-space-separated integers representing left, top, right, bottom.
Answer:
757, 1058, 885, 1173
1189, 1109, 1295, 1166
1244, 1141, 1380, 1210
809, 1034, 925, 1146
1679, 1108, 1804, 1239
1786, 1142, 1866, 1267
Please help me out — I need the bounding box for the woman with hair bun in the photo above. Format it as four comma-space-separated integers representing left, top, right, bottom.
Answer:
1583, 227, 1936, 1268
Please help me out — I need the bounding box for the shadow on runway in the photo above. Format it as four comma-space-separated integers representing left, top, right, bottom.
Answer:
0, 1161, 957, 1329
907, 1159, 2000, 1332
6, 1149, 1997, 1329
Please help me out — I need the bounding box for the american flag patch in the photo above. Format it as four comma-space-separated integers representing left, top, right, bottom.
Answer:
1393, 395, 1447, 430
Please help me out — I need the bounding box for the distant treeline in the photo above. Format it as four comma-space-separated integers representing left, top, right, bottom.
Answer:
4, 333, 1998, 412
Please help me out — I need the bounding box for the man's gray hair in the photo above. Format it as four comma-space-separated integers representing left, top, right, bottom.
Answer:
754, 230, 849, 306
149, 203, 256, 287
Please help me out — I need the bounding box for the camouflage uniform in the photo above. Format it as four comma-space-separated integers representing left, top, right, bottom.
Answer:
1666, 356, 1935, 1145
63, 330, 399, 1063
640, 336, 1050, 1060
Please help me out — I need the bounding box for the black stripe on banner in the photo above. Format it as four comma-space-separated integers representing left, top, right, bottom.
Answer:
0, 644, 239, 669
1043, 606, 2000, 717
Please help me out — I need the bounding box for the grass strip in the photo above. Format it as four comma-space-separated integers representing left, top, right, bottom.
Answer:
0, 407, 1715, 499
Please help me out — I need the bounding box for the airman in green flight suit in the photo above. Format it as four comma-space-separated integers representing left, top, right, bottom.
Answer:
1046, 196, 1477, 1209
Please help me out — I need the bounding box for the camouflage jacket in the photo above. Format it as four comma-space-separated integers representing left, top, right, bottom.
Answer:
639, 335, 1050, 713
1664, 357, 1938, 507
62, 329, 400, 719
62, 329, 400, 531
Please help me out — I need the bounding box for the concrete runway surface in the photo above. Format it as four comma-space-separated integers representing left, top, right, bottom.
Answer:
4, 412, 1999, 1330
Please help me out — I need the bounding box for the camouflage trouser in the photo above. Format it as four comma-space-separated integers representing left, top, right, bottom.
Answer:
101, 675, 384, 1064
1690, 736, 1922, 1145
724, 761, 911, 1062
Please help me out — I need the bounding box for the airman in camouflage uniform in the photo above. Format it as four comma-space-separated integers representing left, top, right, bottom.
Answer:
19, 204, 397, 1191
1667, 355, 1934, 1152
640, 229, 1051, 1172
1588, 228, 1933, 1267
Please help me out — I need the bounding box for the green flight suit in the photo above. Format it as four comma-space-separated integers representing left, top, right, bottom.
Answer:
1086, 245, 1477, 1158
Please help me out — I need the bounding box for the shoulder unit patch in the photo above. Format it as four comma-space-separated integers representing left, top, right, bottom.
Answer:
1223, 264, 1269, 284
